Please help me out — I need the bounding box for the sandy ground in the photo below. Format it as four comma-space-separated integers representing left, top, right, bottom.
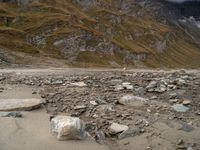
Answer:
0, 109, 109, 150
0, 84, 109, 150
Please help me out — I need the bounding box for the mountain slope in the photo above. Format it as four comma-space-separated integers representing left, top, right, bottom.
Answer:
0, 0, 200, 68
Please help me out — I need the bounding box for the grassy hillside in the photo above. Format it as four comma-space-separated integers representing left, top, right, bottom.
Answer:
0, 0, 200, 68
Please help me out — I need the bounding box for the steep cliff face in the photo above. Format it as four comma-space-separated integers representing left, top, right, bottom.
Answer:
0, 0, 200, 68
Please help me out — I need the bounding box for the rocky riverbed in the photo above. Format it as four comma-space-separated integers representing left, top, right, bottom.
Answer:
0, 69, 200, 150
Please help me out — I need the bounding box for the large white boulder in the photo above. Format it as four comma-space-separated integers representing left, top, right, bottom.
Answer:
50, 116, 87, 140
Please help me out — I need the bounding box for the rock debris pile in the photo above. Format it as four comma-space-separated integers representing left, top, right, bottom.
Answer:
0, 70, 200, 149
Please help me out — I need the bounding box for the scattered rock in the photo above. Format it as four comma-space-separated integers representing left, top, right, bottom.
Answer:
118, 95, 148, 107
182, 100, 191, 105
146, 81, 157, 89
0, 73, 6, 81
95, 130, 106, 143
122, 82, 133, 90
0, 98, 44, 111
196, 112, 200, 115
169, 99, 179, 104
180, 122, 194, 132
115, 82, 133, 91
146, 80, 167, 93
115, 85, 124, 91
169, 93, 178, 99
176, 78, 186, 86
50, 116, 87, 140
187, 147, 194, 150
0, 112, 22, 118
109, 123, 129, 134
96, 104, 115, 113
150, 96, 158, 100
90, 101, 98, 106
172, 104, 189, 112
74, 105, 87, 110
177, 139, 184, 145
71, 82, 87, 87
118, 127, 140, 139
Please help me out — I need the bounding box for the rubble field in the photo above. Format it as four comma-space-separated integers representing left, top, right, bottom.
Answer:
0, 69, 200, 150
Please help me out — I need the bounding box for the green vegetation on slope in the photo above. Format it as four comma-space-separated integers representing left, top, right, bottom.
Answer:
0, 0, 200, 68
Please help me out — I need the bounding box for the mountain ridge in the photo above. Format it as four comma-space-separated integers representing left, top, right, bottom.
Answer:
0, 0, 200, 68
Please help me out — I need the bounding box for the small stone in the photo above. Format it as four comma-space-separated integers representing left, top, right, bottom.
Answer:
177, 139, 184, 145
196, 112, 200, 115
123, 85, 133, 90
71, 82, 87, 87
187, 147, 193, 150
0, 112, 22, 118
150, 96, 158, 100
122, 82, 131, 86
32, 91, 37, 95
146, 81, 157, 89
118, 95, 148, 107
96, 104, 114, 112
169, 93, 178, 99
95, 130, 106, 143
109, 123, 129, 134
182, 100, 191, 105
118, 127, 140, 139
176, 78, 186, 85
155, 84, 167, 93
122, 82, 133, 90
52, 80, 63, 85
74, 105, 87, 110
169, 99, 179, 103
90, 101, 98, 106
0, 74, 6, 81
180, 122, 194, 132
50, 116, 87, 140
172, 104, 189, 113
146, 146, 152, 150
115, 85, 124, 91
124, 141, 130, 145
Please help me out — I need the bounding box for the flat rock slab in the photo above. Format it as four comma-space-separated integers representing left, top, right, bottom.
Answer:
0, 99, 44, 111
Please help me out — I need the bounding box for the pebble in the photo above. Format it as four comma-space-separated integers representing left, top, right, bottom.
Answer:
182, 100, 191, 105
118, 95, 148, 107
71, 82, 87, 87
177, 139, 184, 145
0, 112, 22, 118
118, 127, 140, 139
74, 105, 87, 110
95, 130, 106, 143
169, 99, 179, 103
109, 123, 129, 134
90, 101, 98, 106
172, 104, 189, 113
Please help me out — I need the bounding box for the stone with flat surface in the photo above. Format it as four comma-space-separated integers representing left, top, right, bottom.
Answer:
0, 98, 44, 111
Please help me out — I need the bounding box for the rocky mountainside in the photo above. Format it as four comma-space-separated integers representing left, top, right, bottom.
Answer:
0, 0, 200, 68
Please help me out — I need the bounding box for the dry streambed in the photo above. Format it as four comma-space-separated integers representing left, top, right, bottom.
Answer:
0, 70, 200, 150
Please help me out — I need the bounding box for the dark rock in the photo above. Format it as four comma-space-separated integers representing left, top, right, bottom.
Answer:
0, 112, 22, 118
